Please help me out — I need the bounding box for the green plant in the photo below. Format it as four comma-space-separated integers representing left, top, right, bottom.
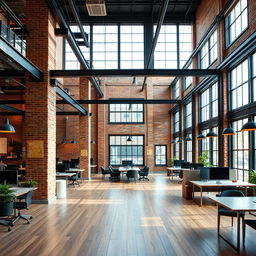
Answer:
24, 180, 38, 187
199, 151, 212, 167
11, 141, 22, 157
0, 183, 16, 203
170, 157, 177, 166
249, 170, 256, 191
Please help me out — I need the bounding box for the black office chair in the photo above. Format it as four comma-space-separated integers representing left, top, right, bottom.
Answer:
243, 219, 256, 244
217, 190, 245, 234
68, 172, 80, 187
13, 190, 34, 224
109, 165, 120, 181
0, 203, 14, 231
100, 166, 111, 179
126, 170, 137, 183
56, 163, 66, 172
138, 166, 149, 181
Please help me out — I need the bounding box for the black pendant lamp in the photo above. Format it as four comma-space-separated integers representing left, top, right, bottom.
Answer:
171, 139, 176, 144
206, 130, 217, 138
241, 117, 256, 132
185, 135, 192, 141
197, 133, 205, 140
177, 137, 183, 143
61, 138, 67, 144
0, 118, 15, 133
222, 127, 236, 136
127, 135, 132, 142
71, 139, 77, 144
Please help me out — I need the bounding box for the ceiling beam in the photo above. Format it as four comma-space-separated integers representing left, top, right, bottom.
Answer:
0, 104, 24, 114
0, 71, 25, 78
0, 100, 25, 104
142, 0, 169, 91
50, 69, 219, 78
47, 0, 104, 98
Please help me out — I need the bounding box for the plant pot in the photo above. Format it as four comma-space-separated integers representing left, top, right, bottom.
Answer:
0, 201, 14, 217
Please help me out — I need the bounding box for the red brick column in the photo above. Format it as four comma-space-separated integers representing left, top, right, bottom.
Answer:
24, 0, 56, 202
79, 77, 91, 179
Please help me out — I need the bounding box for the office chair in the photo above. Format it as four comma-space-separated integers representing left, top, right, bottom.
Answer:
100, 166, 111, 179
218, 190, 245, 234
138, 166, 149, 181
68, 172, 80, 186
62, 160, 70, 170
109, 165, 120, 181
243, 219, 256, 244
126, 170, 137, 183
0, 203, 14, 231
13, 190, 34, 224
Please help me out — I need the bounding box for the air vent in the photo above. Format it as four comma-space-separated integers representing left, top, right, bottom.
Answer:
86, 0, 107, 16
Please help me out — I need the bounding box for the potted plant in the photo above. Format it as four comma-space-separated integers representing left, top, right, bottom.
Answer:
23, 180, 38, 187
170, 157, 177, 167
249, 170, 256, 195
0, 183, 16, 217
199, 151, 212, 167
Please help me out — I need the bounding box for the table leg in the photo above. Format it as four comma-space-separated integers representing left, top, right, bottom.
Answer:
172, 170, 174, 181
245, 187, 247, 196
200, 187, 203, 207
237, 211, 240, 251
192, 184, 194, 200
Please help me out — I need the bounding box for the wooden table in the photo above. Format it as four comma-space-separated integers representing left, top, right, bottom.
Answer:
167, 167, 190, 181
119, 167, 140, 181
209, 196, 256, 251
56, 172, 76, 185
11, 187, 36, 197
190, 180, 256, 206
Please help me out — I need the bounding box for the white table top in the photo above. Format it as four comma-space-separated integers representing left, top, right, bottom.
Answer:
167, 167, 190, 171
119, 167, 140, 172
69, 168, 85, 172
56, 172, 76, 177
190, 180, 256, 187
209, 196, 256, 212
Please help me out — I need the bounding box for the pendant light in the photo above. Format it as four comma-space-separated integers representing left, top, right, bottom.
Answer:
177, 137, 183, 143
185, 135, 192, 141
127, 135, 132, 142
241, 117, 256, 131
206, 130, 217, 138
171, 139, 176, 144
197, 133, 205, 140
61, 138, 67, 144
0, 118, 15, 133
222, 127, 236, 136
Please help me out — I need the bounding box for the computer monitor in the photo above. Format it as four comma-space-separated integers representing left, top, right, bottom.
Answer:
181, 162, 190, 168
0, 170, 18, 185
56, 164, 66, 172
190, 163, 204, 169
210, 167, 229, 180
173, 160, 185, 167
122, 160, 133, 167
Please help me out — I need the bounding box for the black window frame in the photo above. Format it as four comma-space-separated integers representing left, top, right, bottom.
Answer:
155, 145, 167, 166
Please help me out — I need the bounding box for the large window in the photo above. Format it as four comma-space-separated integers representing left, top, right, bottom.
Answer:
173, 111, 179, 133
173, 139, 180, 159
231, 119, 249, 181
120, 25, 144, 69
225, 0, 248, 46
155, 145, 167, 166
109, 103, 143, 123
183, 63, 192, 90
185, 135, 192, 162
173, 82, 179, 99
109, 135, 144, 166
184, 102, 192, 128
200, 30, 218, 68
93, 25, 118, 69
230, 58, 249, 109
154, 25, 192, 69
253, 53, 256, 101
200, 83, 218, 122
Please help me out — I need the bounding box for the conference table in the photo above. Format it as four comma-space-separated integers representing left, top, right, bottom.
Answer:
118, 166, 140, 181
209, 196, 256, 251
190, 180, 256, 206
167, 167, 190, 181
56, 172, 76, 185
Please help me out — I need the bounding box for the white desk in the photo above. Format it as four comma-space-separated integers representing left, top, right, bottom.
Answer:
56, 172, 76, 184
119, 167, 140, 180
209, 196, 256, 251
190, 180, 256, 206
167, 167, 190, 181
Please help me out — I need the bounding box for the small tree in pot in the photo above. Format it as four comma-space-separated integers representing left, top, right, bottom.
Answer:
0, 183, 16, 217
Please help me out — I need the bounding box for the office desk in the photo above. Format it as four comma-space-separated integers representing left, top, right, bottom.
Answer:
56, 172, 76, 185
190, 180, 256, 206
167, 167, 190, 181
209, 196, 256, 251
119, 167, 140, 180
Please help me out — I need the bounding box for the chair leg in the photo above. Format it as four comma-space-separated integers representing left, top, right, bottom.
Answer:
242, 218, 246, 245
231, 217, 233, 227
217, 213, 220, 234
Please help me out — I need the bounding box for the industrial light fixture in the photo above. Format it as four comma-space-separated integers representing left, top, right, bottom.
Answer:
185, 135, 192, 141
222, 127, 236, 136
241, 117, 256, 131
61, 138, 67, 144
127, 135, 132, 142
71, 139, 78, 144
206, 130, 217, 138
197, 133, 205, 140
177, 137, 183, 143
171, 140, 176, 144
0, 118, 15, 133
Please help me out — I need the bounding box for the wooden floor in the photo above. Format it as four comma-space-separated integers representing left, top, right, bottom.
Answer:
0, 174, 255, 256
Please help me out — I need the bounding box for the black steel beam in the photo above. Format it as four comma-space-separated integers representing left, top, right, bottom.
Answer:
0, 86, 25, 90
0, 112, 23, 116
0, 37, 43, 81
51, 69, 219, 78
142, 0, 169, 91
57, 99, 180, 104
56, 85, 87, 116
67, 0, 89, 47
47, 0, 103, 98
0, 100, 25, 104
0, 70, 25, 78
0, 104, 24, 114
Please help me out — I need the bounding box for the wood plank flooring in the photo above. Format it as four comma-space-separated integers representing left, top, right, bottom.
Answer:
0, 174, 255, 256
